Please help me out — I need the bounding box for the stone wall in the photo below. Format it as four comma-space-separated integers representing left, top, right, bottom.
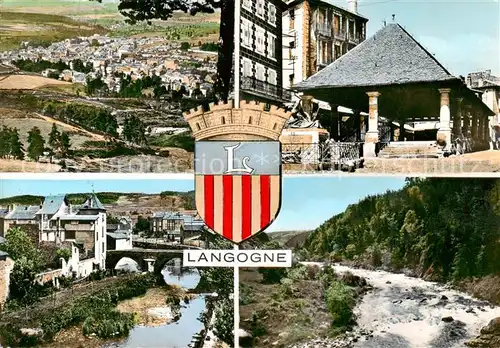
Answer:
0, 256, 14, 309
302, 0, 311, 80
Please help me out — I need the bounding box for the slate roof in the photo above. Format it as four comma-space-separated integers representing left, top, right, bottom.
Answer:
37, 195, 68, 215
81, 194, 106, 211
0, 251, 9, 258
5, 205, 40, 220
0, 208, 9, 218
59, 215, 99, 221
0, 236, 6, 244
107, 232, 130, 240
295, 23, 460, 91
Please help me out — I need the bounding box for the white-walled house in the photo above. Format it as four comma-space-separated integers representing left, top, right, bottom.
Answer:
3, 194, 107, 278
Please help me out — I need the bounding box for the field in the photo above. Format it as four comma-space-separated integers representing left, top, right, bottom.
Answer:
0, 0, 119, 16
0, 11, 107, 51
0, 74, 72, 89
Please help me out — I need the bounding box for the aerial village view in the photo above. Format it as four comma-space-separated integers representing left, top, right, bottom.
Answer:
0, 0, 499, 348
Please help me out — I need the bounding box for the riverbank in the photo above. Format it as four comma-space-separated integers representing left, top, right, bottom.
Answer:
299, 263, 500, 348
239, 264, 371, 347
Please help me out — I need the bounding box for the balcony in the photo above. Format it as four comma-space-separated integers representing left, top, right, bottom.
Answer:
316, 23, 333, 37
348, 34, 362, 44
334, 30, 346, 41
241, 76, 292, 102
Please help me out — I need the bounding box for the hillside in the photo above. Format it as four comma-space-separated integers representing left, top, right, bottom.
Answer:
303, 178, 500, 284
0, 11, 107, 51
268, 230, 312, 248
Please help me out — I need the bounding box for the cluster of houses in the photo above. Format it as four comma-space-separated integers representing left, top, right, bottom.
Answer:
0, 193, 208, 277
0, 35, 217, 97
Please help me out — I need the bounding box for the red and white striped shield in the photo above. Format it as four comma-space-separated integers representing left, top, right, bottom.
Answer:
195, 141, 281, 243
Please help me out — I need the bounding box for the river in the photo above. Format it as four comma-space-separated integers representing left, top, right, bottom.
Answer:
105, 262, 207, 348
301, 263, 500, 348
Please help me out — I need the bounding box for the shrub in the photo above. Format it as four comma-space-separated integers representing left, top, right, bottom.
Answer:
258, 268, 287, 284
317, 266, 337, 287
324, 280, 355, 327
82, 312, 135, 338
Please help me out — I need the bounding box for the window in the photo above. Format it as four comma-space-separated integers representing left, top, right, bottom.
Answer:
241, 18, 252, 48
242, 0, 251, 11
255, 26, 265, 55
256, 0, 264, 18
255, 63, 265, 81
242, 58, 253, 77
268, 3, 276, 26
268, 69, 277, 86
267, 34, 276, 59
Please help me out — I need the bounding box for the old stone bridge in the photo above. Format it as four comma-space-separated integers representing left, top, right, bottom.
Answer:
106, 246, 199, 273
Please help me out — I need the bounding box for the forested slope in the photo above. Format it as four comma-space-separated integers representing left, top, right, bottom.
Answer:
304, 178, 500, 282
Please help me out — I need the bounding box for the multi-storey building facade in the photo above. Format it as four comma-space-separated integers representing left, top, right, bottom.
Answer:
150, 211, 205, 243
238, 0, 290, 104
3, 194, 107, 272
282, 0, 368, 90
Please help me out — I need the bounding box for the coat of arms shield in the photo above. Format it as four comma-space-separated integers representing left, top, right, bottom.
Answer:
194, 141, 281, 243
184, 100, 291, 244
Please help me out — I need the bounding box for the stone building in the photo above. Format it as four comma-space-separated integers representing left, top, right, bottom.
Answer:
467, 70, 500, 147
2, 194, 107, 273
0, 251, 14, 310
150, 211, 205, 243
238, 0, 290, 104
295, 23, 494, 158
282, 0, 368, 90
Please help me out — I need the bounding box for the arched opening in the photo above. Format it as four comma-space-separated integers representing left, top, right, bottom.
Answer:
114, 257, 141, 273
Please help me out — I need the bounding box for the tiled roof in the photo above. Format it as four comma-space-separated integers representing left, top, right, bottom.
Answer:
37, 195, 68, 215
295, 23, 459, 91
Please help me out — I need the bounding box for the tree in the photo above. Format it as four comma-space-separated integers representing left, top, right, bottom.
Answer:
180, 42, 191, 50
0, 227, 43, 304
27, 126, 45, 161
48, 123, 60, 150
9, 127, 24, 160
134, 216, 150, 233
60, 132, 71, 157
94, 0, 232, 101
122, 115, 147, 145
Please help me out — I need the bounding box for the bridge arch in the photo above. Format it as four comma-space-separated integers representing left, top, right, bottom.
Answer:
106, 249, 183, 273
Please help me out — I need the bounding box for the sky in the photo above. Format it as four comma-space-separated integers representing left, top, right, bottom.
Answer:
0, 176, 406, 232
332, 0, 500, 76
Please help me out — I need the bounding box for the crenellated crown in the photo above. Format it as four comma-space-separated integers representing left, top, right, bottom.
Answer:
184, 100, 292, 141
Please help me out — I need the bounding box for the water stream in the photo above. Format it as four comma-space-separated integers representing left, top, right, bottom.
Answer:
106, 261, 206, 348
319, 263, 500, 348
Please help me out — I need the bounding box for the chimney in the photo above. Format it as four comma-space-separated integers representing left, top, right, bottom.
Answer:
348, 0, 358, 14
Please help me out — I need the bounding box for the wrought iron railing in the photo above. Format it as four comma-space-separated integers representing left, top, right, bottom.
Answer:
334, 30, 346, 40
316, 23, 333, 37
241, 76, 291, 101
281, 142, 363, 167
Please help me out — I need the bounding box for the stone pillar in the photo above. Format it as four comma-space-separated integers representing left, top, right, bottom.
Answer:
364, 91, 380, 157
353, 109, 361, 142
471, 111, 479, 140
437, 88, 452, 149
329, 103, 339, 141
478, 114, 485, 147
462, 106, 471, 138
453, 98, 463, 138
